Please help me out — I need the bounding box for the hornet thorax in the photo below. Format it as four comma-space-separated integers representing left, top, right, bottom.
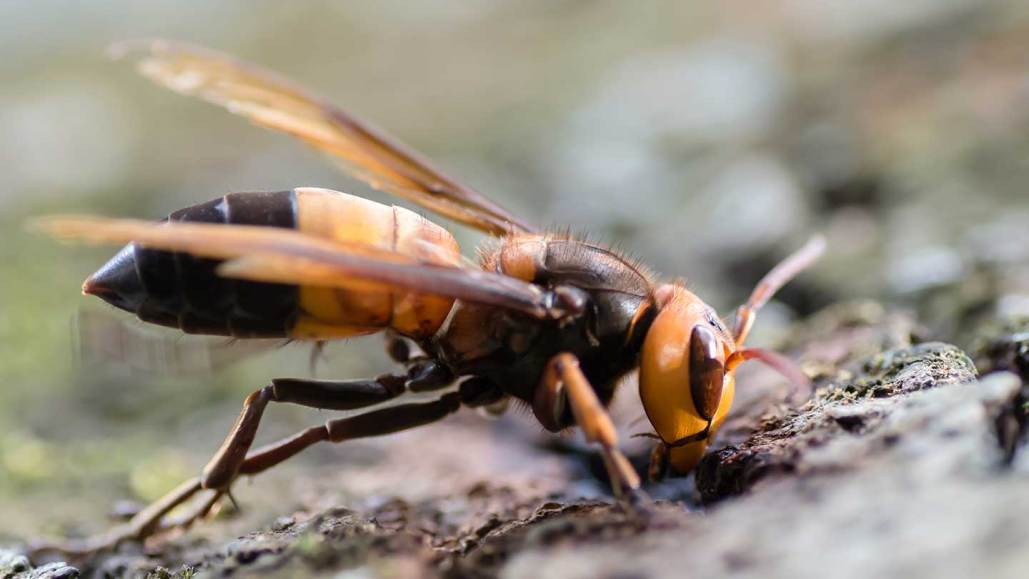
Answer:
435, 234, 657, 415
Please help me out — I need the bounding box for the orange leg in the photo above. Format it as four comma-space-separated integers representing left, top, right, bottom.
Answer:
538, 353, 644, 501
648, 442, 671, 482
733, 235, 825, 345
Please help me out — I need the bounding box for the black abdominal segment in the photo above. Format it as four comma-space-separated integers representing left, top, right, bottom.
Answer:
85, 191, 300, 337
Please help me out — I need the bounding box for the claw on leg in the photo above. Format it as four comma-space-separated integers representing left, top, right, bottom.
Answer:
30, 358, 510, 558
33, 378, 473, 557
30, 477, 214, 558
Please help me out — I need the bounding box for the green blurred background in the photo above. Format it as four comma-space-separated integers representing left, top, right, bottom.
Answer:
2, 1, 1027, 540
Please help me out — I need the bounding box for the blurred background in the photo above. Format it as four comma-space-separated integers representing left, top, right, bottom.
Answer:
1, 0, 1027, 541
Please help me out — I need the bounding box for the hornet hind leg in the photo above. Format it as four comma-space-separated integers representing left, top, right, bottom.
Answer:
33, 371, 498, 557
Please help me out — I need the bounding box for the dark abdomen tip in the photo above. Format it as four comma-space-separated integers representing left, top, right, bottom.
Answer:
83, 191, 300, 338
83, 244, 146, 313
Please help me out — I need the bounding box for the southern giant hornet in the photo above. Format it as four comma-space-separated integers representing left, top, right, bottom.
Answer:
36, 40, 824, 553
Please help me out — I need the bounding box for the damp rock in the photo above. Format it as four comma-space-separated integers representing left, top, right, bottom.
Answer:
695, 341, 977, 502
972, 316, 1029, 381
506, 372, 1027, 579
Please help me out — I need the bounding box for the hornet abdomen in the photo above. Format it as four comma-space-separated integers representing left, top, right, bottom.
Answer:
84, 187, 460, 340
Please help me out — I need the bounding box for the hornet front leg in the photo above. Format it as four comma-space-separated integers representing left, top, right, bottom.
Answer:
534, 352, 646, 504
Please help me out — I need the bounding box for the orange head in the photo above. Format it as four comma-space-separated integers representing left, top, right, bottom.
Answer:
637, 236, 825, 477
639, 284, 739, 474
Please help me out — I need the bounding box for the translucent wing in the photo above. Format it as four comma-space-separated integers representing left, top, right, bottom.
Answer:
74, 307, 285, 377
111, 39, 534, 236
36, 216, 565, 319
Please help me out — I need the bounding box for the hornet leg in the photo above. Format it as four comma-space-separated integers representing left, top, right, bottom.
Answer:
237, 392, 466, 477
536, 352, 645, 503
33, 371, 462, 557
383, 333, 454, 392
201, 374, 413, 489
385, 332, 412, 363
